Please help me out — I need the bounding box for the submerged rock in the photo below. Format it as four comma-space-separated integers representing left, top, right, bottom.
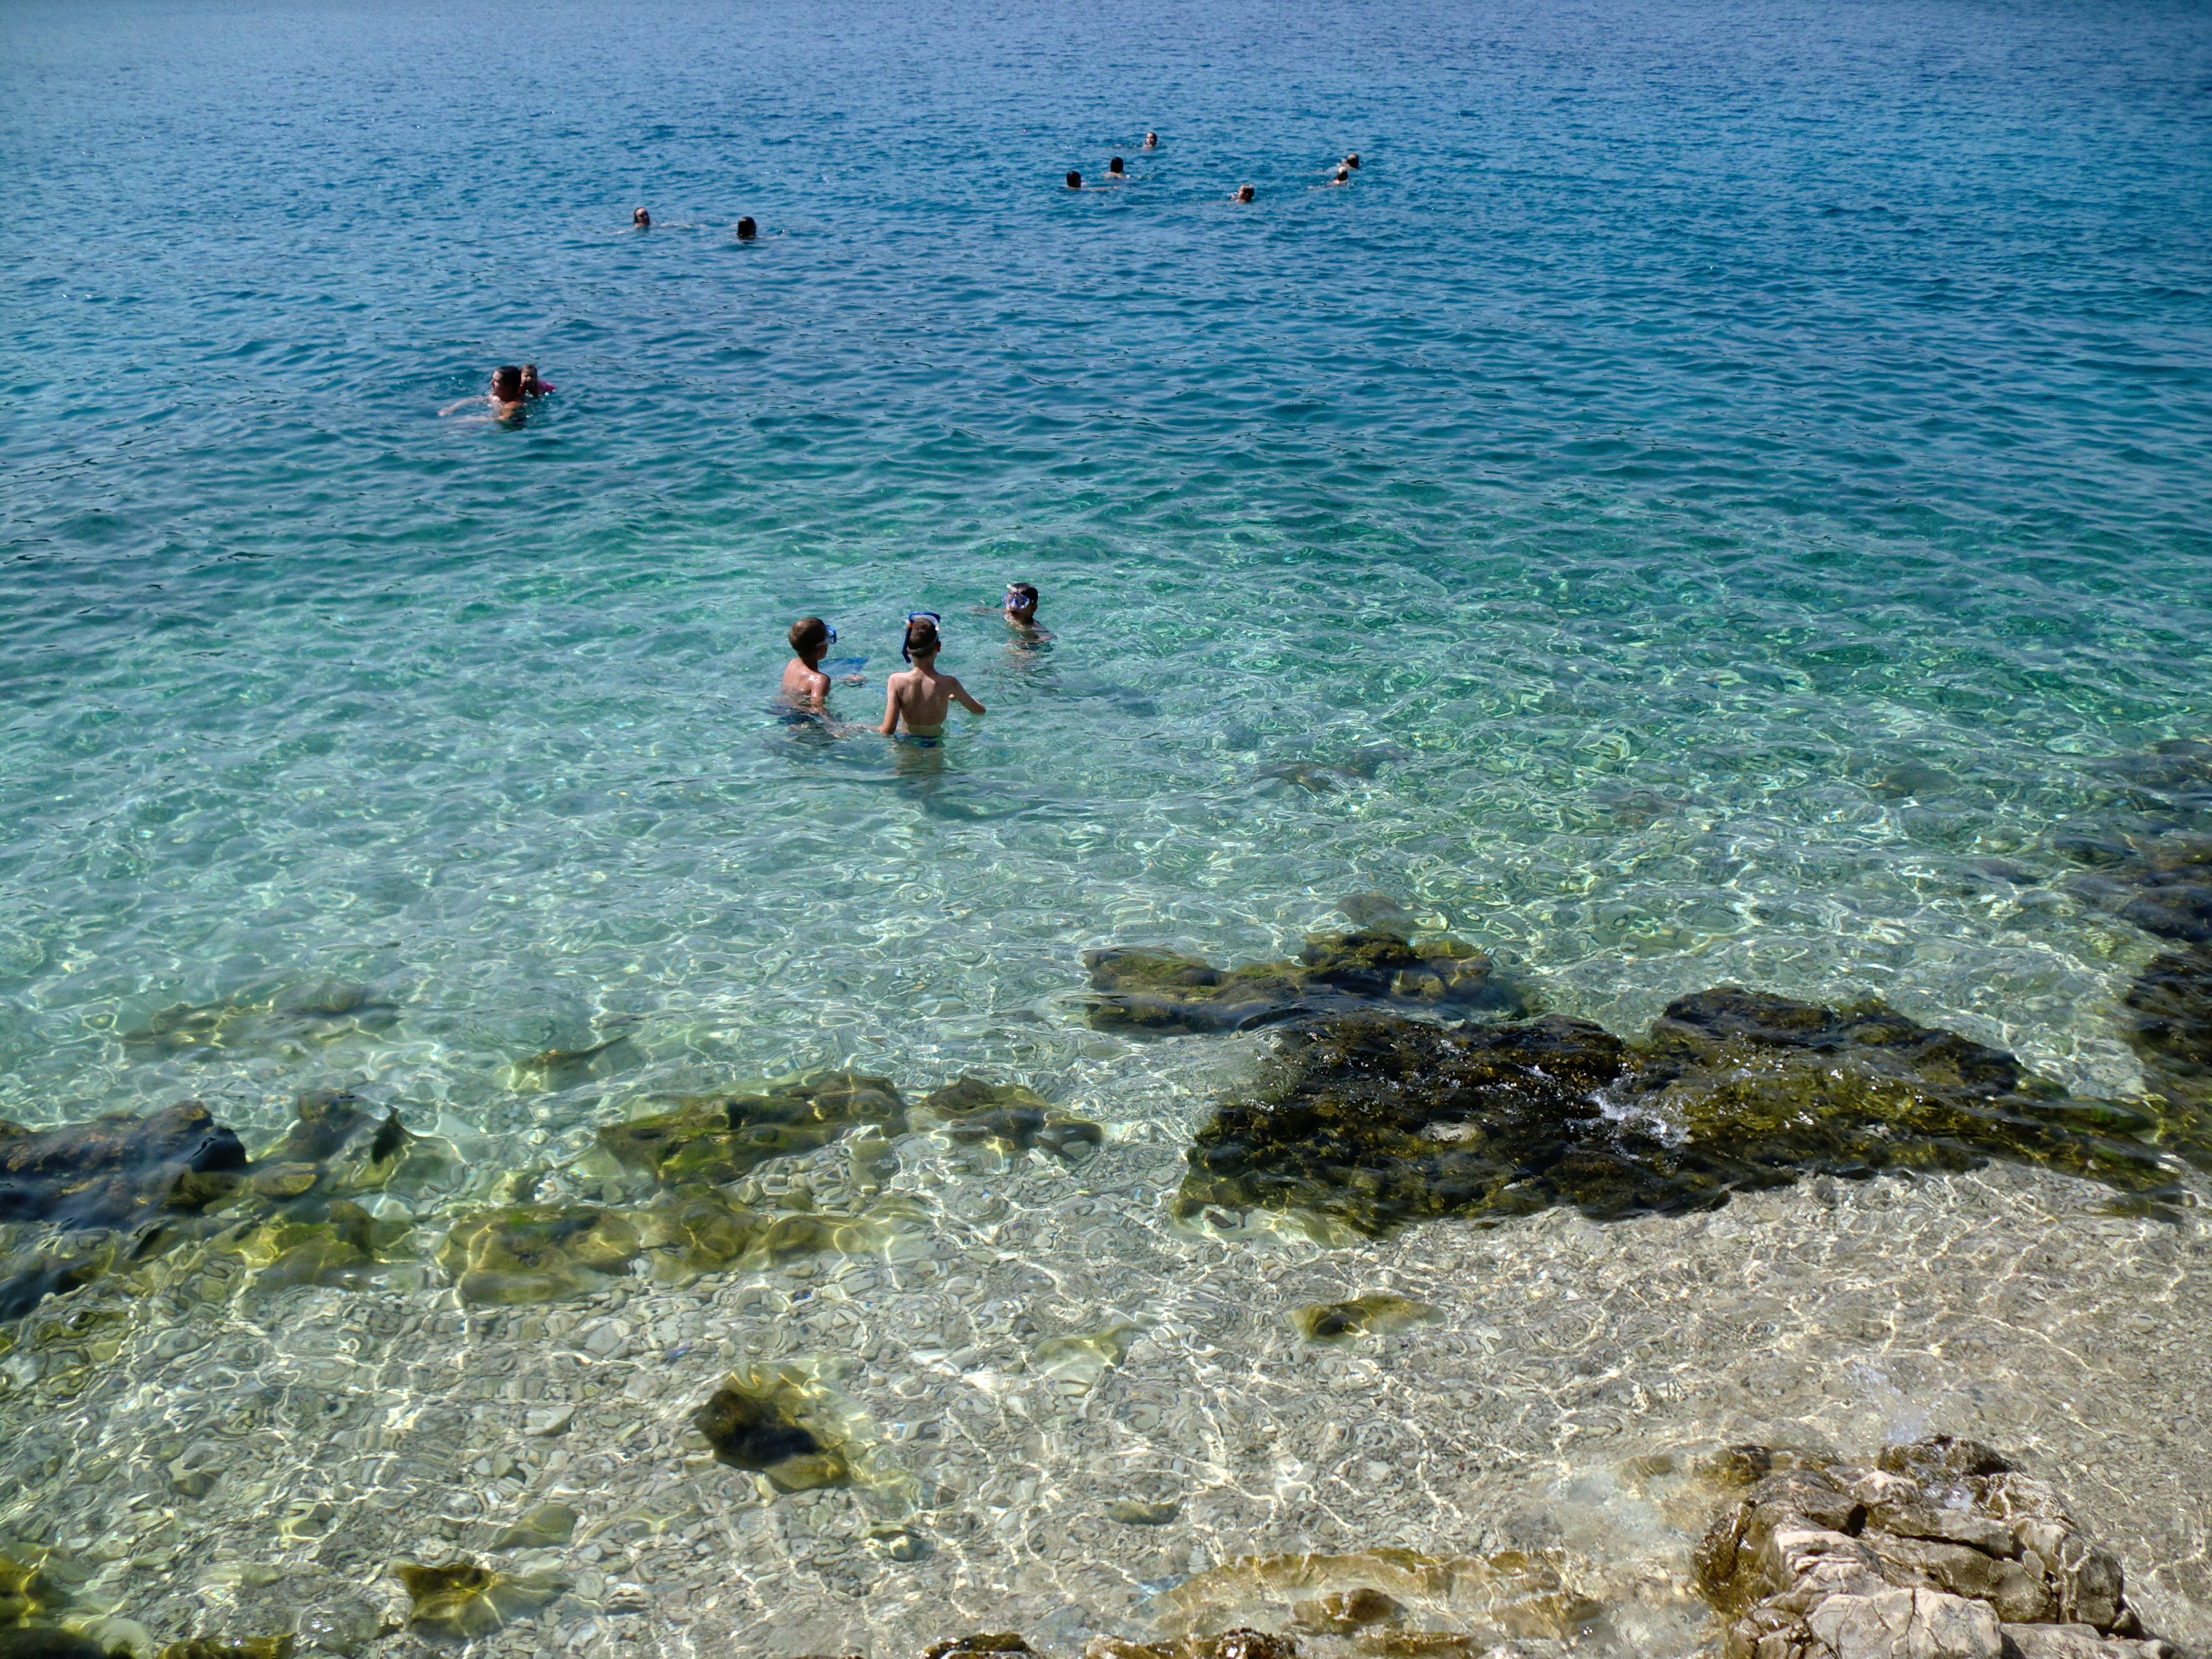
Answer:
1085, 932, 1530, 1036
156, 1641, 295, 1659
0, 1103, 247, 1231
1087, 1637, 1298, 1659
1177, 989, 2185, 1235
914, 1078, 1102, 1157
1292, 1294, 1438, 1345
692, 1363, 909, 1499
1693, 1436, 2176, 1659
435, 1206, 641, 1304
1155, 1547, 1599, 1647
599, 1071, 907, 1187
393, 1558, 563, 1640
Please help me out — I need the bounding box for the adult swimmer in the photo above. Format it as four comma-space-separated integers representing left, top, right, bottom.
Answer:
441, 366, 528, 422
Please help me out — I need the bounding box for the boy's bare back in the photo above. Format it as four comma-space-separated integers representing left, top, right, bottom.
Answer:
780, 658, 831, 709
880, 662, 983, 735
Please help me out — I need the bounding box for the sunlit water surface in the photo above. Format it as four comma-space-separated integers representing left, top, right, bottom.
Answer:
3, 0, 2210, 1652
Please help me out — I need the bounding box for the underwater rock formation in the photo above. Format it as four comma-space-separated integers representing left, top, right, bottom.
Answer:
692, 1363, 909, 1498
1085, 932, 1529, 1035
2056, 821, 2212, 1166
1176, 989, 2186, 1234
156, 1640, 294, 1659
0, 1091, 455, 1325
1292, 1294, 1438, 1344
0, 1103, 247, 1230
393, 1559, 562, 1640
598, 1070, 909, 1186
914, 1078, 1103, 1157
435, 1206, 643, 1304
1694, 1436, 2177, 1658
1086, 1637, 1297, 1659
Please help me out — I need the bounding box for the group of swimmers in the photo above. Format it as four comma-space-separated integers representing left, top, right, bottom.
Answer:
781, 585, 1046, 738
445, 136, 1366, 421
632, 205, 758, 239
1065, 135, 1361, 202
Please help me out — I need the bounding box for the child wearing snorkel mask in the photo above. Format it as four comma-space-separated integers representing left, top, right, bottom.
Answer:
1003, 582, 1054, 641
781, 617, 839, 710
880, 613, 986, 738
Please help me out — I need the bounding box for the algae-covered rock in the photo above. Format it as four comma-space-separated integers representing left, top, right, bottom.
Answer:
1177, 989, 2185, 1235
915, 1078, 1103, 1158
1692, 1437, 2169, 1658
1030, 1324, 1142, 1391
393, 1559, 562, 1640
0, 1103, 247, 1231
0, 1632, 123, 1659
692, 1363, 911, 1500
158, 1640, 296, 1659
1084, 932, 1528, 1035
599, 1071, 907, 1187
207, 1201, 418, 1293
1292, 1295, 1438, 1345
435, 1207, 641, 1304
1086, 1635, 1300, 1659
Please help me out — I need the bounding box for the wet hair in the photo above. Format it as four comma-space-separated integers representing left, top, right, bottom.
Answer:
1335, 166, 1350, 182
1345, 152, 1360, 169
1109, 156, 1124, 174
736, 216, 757, 239
902, 615, 941, 661
1145, 131, 1159, 145
789, 616, 830, 655
1008, 583, 1039, 609
492, 365, 524, 398
633, 206, 650, 226
1066, 170, 1082, 190
1236, 184, 1255, 203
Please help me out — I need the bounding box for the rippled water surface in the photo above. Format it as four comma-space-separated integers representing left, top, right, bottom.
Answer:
4, 0, 2210, 1652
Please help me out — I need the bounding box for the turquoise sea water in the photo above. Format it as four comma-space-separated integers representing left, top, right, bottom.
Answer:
4, 0, 2212, 1651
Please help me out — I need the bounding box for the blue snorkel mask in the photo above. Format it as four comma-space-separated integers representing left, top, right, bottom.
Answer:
901, 611, 941, 663
824, 623, 838, 645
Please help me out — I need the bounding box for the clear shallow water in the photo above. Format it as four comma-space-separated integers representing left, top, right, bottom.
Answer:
3, 0, 2212, 1652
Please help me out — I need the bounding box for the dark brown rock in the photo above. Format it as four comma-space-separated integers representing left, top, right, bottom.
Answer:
0, 1103, 246, 1230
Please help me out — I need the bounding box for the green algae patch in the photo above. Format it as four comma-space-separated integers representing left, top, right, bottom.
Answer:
435, 1206, 641, 1304
692, 1363, 913, 1501
1085, 931, 1530, 1036
205, 1200, 420, 1294
914, 1077, 1102, 1157
157, 1640, 296, 1659
1177, 988, 2189, 1236
633, 1188, 924, 1287
599, 1070, 908, 1187
1154, 1547, 1603, 1647
394, 1559, 564, 1640
1293, 1294, 1439, 1345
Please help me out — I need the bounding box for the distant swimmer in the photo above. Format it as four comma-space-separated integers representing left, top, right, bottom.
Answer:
1144, 131, 1159, 149
1004, 582, 1052, 641
881, 613, 985, 739
736, 216, 757, 239
632, 206, 651, 228
1234, 184, 1255, 203
1066, 170, 1083, 190
781, 617, 841, 711
441, 365, 527, 421
1344, 152, 1360, 170
520, 363, 555, 398
1331, 165, 1351, 186
1107, 156, 1126, 180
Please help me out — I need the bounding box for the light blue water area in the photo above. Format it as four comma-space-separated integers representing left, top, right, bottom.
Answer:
3, 0, 2210, 1151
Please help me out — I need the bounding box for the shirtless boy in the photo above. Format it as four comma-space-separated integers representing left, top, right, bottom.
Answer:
780, 617, 836, 710
880, 613, 985, 737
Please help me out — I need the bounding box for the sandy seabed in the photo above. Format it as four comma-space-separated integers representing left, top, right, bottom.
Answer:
3, 1045, 2206, 1659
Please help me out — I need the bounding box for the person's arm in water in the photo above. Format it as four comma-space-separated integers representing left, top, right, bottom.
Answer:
879, 675, 906, 736
796, 665, 831, 709
943, 675, 986, 716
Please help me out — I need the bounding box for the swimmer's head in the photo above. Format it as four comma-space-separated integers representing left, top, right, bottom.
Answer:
633, 206, 651, 227
1144, 131, 1159, 147
902, 612, 942, 663
1005, 583, 1040, 620
790, 616, 831, 661
1236, 184, 1255, 203
1335, 165, 1350, 184
1108, 157, 1125, 176
1066, 170, 1083, 190
736, 216, 757, 239
492, 365, 524, 401
1345, 152, 1360, 169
